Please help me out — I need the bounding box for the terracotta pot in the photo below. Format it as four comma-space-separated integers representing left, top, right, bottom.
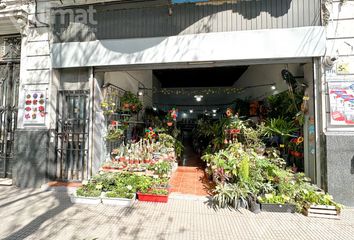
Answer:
167, 122, 173, 127
119, 157, 126, 162
129, 159, 134, 164
144, 159, 151, 164
293, 151, 302, 158
123, 103, 130, 109
134, 160, 139, 164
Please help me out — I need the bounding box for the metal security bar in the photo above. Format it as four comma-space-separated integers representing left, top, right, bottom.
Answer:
56, 90, 90, 181
0, 63, 20, 179
0, 35, 21, 179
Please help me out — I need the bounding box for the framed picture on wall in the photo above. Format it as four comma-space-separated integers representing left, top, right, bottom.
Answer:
328, 82, 354, 126
23, 90, 47, 126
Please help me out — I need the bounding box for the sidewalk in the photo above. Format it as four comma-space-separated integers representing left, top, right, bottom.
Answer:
0, 186, 354, 240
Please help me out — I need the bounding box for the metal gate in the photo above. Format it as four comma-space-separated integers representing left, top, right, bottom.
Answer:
0, 36, 20, 179
56, 90, 90, 181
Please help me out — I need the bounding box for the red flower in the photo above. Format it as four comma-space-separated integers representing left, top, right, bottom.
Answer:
38, 106, 45, 112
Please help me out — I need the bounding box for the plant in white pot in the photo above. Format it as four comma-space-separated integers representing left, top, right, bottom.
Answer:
70, 181, 102, 205
101, 185, 136, 207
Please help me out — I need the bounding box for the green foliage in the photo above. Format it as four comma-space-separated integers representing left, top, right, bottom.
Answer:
149, 189, 169, 195
264, 117, 298, 138
152, 161, 171, 177
76, 183, 101, 197
212, 182, 250, 209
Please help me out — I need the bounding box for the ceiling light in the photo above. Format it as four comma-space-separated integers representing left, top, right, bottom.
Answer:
153, 107, 157, 111
138, 90, 143, 96
271, 84, 276, 90
189, 109, 193, 113
212, 113, 216, 117
212, 109, 217, 113
194, 95, 203, 102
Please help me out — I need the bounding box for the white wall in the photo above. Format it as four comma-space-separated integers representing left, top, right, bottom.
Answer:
52, 27, 326, 68
104, 70, 153, 108
233, 63, 303, 100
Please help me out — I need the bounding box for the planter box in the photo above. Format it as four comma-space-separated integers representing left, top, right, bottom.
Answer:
101, 193, 136, 207
303, 205, 340, 219
137, 192, 169, 203
70, 193, 101, 205
261, 203, 296, 213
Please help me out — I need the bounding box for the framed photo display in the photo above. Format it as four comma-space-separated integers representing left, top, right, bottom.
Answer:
328, 82, 354, 126
23, 90, 47, 125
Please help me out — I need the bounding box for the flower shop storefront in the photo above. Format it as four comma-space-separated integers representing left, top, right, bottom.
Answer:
47, 25, 345, 215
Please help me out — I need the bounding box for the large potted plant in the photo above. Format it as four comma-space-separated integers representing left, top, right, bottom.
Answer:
70, 181, 102, 204
136, 175, 170, 203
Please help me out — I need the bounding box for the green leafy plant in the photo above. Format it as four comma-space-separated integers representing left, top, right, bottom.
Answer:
76, 182, 101, 197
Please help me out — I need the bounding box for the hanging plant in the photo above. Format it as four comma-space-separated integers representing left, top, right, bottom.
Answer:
120, 91, 142, 113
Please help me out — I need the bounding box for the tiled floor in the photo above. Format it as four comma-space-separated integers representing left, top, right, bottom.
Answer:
171, 133, 213, 196
170, 167, 213, 196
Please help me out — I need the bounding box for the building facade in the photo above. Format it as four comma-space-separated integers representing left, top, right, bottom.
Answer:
0, 0, 353, 205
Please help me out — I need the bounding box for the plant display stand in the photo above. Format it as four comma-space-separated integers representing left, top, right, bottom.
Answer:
137, 192, 169, 203
260, 203, 296, 213
101, 193, 136, 207
303, 205, 340, 219
70, 193, 101, 205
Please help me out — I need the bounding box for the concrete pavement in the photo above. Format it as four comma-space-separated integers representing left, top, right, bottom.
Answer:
0, 186, 354, 240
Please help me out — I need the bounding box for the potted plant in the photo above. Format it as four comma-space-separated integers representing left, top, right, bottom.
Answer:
101, 185, 136, 207
137, 188, 170, 203
70, 181, 102, 204
120, 91, 142, 113
257, 193, 296, 213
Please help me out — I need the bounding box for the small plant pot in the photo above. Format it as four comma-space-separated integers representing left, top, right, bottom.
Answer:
144, 159, 151, 164
134, 160, 140, 164
167, 122, 173, 127
260, 203, 296, 213
101, 193, 136, 207
293, 151, 303, 158
70, 193, 101, 205
119, 157, 126, 162
122, 103, 130, 109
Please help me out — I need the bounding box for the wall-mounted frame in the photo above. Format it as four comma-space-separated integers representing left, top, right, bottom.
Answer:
328, 81, 354, 126
23, 89, 47, 126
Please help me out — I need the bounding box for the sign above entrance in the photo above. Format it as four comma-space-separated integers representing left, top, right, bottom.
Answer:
52, 26, 325, 68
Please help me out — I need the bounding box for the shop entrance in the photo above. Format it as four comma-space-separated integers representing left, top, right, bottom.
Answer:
94, 60, 316, 196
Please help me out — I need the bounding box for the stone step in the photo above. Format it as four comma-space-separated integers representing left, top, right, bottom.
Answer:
0, 178, 12, 186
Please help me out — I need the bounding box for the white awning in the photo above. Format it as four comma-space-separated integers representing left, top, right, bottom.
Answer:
52, 26, 326, 68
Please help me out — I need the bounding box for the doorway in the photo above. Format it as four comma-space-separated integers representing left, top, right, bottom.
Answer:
56, 90, 90, 181
0, 62, 20, 179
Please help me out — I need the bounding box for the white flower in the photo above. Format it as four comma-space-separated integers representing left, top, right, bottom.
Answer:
126, 185, 133, 191
82, 180, 88, 185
